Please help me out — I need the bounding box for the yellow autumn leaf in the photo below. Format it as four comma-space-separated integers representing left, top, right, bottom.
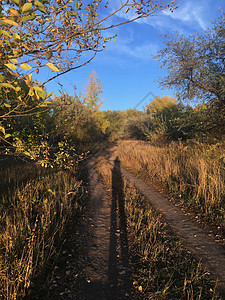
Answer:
10, 9, 19, 16
5, 63, 17, 70
20, 63, 32, 70
10, 58, 17, 63
0, 19, 19, 27
22, 2, 32, 12
46, 62, 59, 71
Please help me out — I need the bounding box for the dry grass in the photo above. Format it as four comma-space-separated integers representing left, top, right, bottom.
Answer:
117, 140, 225, 230
123, 181, 219, 299
0, 159, 81, 299
94, 153, 221, 299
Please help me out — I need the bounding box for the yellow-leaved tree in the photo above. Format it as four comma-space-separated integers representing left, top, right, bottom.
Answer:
0, 0, 178, 160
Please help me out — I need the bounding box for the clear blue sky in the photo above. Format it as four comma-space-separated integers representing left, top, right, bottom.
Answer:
43, 0, 225, 111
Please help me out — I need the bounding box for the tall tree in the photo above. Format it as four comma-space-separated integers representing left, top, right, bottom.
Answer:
0, 0, 177, 139
154, 11, 225, 106
82, 71, 103, 111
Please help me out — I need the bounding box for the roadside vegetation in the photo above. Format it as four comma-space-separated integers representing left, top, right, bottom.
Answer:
117, 140, 225, 234
0, 159, 82, 299
95, 154, 221, 299
0, 0, 224, 298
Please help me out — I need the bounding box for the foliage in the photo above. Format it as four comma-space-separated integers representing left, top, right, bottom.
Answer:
123, 109, 154, 140
81, 71, 103, 111
154, 11, 225, 106
100, 110, 126, 141
52, 71, 108, 143
0, 159, 82, 299
118, 140, 225, 231
52, 93, 103, 143
0, 0, 177, 160
146, 95, 177, 116
94, 151, 220, 299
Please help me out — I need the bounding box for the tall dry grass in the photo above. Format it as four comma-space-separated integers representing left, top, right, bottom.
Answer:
0, 159, 81, 299
117, 140, 225, 228
94, 153, 220, 299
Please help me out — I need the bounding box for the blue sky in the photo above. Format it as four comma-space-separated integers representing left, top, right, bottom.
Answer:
44, 0, 225, 111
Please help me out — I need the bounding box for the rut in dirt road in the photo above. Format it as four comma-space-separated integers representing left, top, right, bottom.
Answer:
84, 158, 133, 300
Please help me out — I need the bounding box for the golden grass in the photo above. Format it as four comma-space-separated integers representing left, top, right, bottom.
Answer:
94, 153, 220, 299
0, 160, 81, 299
117, 140, 225, 228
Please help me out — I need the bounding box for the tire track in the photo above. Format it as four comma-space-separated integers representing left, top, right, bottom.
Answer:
108, 151, 225, 296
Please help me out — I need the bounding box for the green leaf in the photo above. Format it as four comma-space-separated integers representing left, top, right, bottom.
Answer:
22, 3, 32, 12
0, 82, 16, 90
11, 0, 20, 5
20, 63, 32, 70
5, 133, 11, 139
46, 92, 53, 98
0, 75, 5, 83
46, 62, 59, 71
34, 0, 47, 13
21, 15, 35, 22
15, 86, 21, 92
0, 19, 19, 27
34, 86, 47, 99
0, 30, 10, 37
5, 63, 17, 70
13, 33, 21, 39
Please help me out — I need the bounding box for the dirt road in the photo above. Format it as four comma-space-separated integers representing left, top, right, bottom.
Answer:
46, 149, 225, 299
84, 157, 133, 299
84, 149, 225, 298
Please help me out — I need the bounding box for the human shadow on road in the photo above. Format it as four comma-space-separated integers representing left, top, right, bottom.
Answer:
108, 157, 132, 299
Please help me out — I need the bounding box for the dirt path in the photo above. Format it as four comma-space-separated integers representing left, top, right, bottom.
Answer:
46, 148, 225, 299
83, 158, 133, 299
109, 150, 225, 296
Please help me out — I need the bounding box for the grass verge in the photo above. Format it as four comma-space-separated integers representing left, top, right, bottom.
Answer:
0, 158, 82, 299
95, 152, 222, 299
117, 140, 225, 236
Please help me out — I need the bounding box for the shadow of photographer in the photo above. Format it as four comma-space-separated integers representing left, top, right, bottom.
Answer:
108, 156, 131, 299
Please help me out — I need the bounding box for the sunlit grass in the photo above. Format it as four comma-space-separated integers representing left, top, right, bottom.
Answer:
95, 153, 221, 299
0, 159, 81, 299
117, 140, 225, 230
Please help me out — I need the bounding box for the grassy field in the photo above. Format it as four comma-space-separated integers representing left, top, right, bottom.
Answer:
117, 140, 225, 234
95, 153, 221, 299
0, 158, 82, 299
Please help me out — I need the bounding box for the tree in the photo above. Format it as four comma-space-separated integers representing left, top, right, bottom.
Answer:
154, 11, 225, 106
0, 0, 177, 158
52, 72, 108, 143
81, 71, 103, 111
52, 93, 103, 143
146, 95, 177, 116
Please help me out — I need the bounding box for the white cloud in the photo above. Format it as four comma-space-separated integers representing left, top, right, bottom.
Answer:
122, 0, 212, 35
162, 1, 207, 29
99, 30, 160, 66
